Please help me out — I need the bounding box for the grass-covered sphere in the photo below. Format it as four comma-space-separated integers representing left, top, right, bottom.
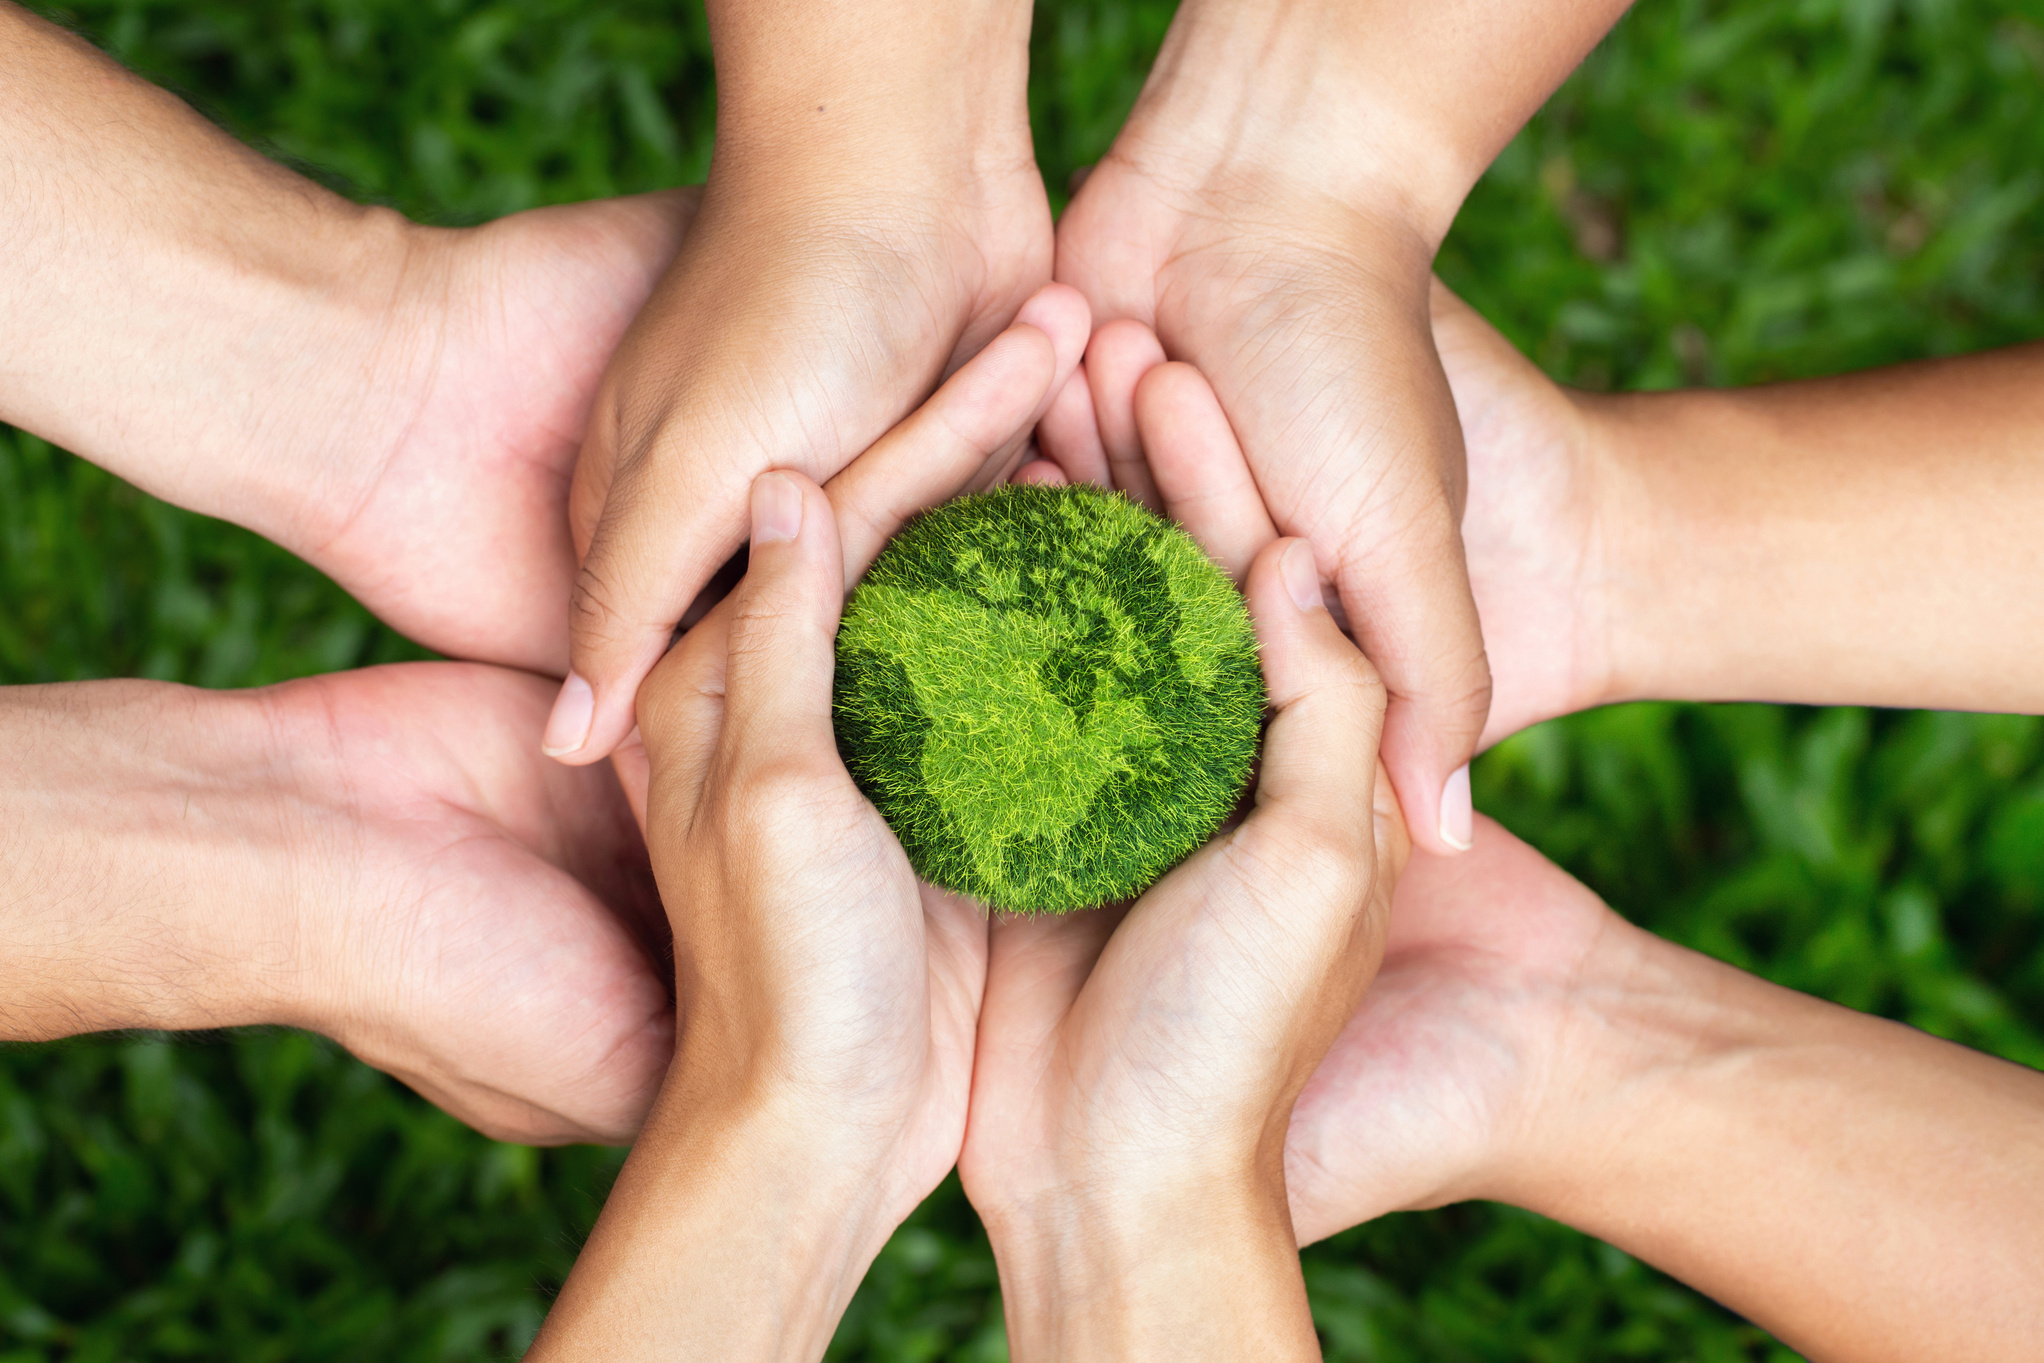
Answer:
832, 484, 1264, 914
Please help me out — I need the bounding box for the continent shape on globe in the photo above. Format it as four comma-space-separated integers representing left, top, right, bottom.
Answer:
833, 484, 1265, 913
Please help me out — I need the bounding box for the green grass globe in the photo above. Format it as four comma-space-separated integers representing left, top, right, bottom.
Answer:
832, 484, 1265, 913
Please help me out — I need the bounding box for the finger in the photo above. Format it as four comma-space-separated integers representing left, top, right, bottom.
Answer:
635, 623, 735, 838
1133, 361, 1280, 583
553, 426, 747, 764
1244, 538, 1391, 863
651, 292, 1082, 765
829, 290, 1084, 578
1036, 365, 1111, 486
1010, 459, 1069, 487
1084, 319, 1169, 510
955, 283, 1093, 496
1331, 500, 1491, 858
1012, 283, 1093, 419
635, 473, 844, 822
713, 472, 847, 782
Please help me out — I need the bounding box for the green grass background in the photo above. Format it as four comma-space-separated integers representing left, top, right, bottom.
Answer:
3, 0, 2042, 1357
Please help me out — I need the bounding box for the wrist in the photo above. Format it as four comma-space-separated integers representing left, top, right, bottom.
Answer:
0, 681, 311, 1040
0, 8, 437, 552
222, 207, 450, 555
1577, 386, 1748, 709
1116, 0, 1477, 248
983, 1165, 1317, 1360
532, 1052, 913, 1359
707, 0, 1033, 175
1476, 915, 1772, 1222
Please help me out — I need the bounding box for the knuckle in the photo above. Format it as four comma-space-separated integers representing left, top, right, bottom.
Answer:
569, 559, 627, 637
714, 752, 840, 843
1313, 648, 1389, 723
636, 647, 715, 748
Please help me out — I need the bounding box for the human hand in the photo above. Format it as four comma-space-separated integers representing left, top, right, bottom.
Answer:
0, 663, 672, 1145
0, 1, 702, 675
295, 193, 698, 674
1046, 56, 1487, 856
1060, 282, 1622, 753
1023, 335, 1619, 1236
546, 0, 1051, 763
533, 474, 987, 1361
614, 277, 1092, 1191
1282, 819, 2044, 1363
527, 287, 1088, 1359
1045, 0, 1638, 851
1282, 818, 1618, 1240
955, 533, 1409, 1358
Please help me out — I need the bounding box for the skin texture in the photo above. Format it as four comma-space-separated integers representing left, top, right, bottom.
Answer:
0, 0, 698, 675
1060, 279, 2044, 746
540, 277, 1409, 1352
548, 0, 1051, 764
0, 665, 670, 1145
531, 474, 990, 1361
1041, 0, 1638, 856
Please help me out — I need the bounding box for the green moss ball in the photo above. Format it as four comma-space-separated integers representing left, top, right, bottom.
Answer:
832, 484, 1265, 914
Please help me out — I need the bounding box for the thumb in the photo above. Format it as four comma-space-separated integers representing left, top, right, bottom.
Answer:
715, 471, 847, 783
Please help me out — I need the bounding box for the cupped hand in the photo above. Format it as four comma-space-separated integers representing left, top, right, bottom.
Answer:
286, 190, 700, 675
606, 282, 1092, 827
1049, 139, 1489, 857
1282, 818, 1619, 1241
956, 529, 1409, 1354
549, 106, 1054, 764
524, 287, 1087, 1360
632, 470, 986, 1229
614, 280, 1086, 1214
263, 661, 673, 1144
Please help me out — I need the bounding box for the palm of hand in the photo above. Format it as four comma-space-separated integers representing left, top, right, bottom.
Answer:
272, 662, 673, 1144
960, 815, 1394, 1213
679, 772, 988, 1195
1283, 818, 1615, 1243
311, 193, 695, 674
1430, 280, 1615, 746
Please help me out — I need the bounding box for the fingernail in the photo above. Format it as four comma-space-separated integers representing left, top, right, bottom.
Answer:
542, 672, 595, 757
1439, 764, 1474, 851
751, 472, 803, 546
1280, 540, 1322, 613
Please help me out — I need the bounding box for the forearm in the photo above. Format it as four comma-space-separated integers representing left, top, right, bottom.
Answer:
1502, 923, 2044, 1360
1594, 345, 2044, 714
984, 1170, 1319, 1360
1127, 0, 1635, 242
528, 1057, 908, 1360
0, 2, 422, 541
0, 680, 310, 1039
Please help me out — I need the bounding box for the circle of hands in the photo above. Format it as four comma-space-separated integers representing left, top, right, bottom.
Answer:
212, 178, 1613, 1224
20, 3, 2044, 1355
4, 1, 1661, 1286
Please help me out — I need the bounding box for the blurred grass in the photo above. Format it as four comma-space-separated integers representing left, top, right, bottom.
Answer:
2, 0, 2042, 1358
